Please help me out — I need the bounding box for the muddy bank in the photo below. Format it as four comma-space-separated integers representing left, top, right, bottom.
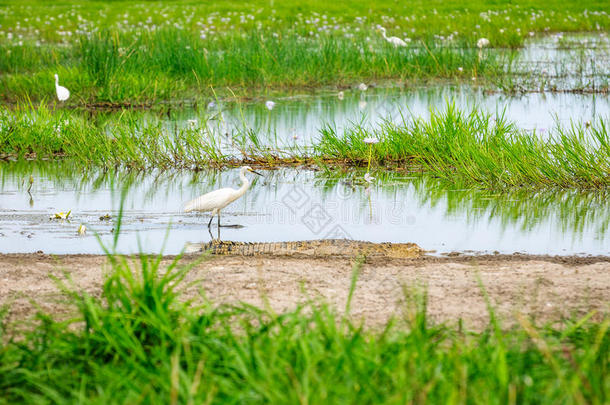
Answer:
1, 253, 608, 329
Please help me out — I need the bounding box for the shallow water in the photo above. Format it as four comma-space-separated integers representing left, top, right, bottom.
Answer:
1, 162, 608, 255
1, 34, 609, 255
123, 33, 610, 147
89, 84, 610, 153
513, 33, 610, 90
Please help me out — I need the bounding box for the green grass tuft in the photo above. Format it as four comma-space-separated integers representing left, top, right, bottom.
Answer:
0, 245, 607, 403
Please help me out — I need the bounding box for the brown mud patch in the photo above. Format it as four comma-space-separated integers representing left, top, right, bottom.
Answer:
1, 252, 608, 330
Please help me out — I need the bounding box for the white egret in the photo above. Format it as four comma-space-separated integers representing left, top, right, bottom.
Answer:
184, 166, 262, 228
54, 74, 70, 101
379, 27, 407, 47
265, 100, 275, 110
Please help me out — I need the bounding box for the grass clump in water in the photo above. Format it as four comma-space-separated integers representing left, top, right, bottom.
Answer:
0, 244, 608, 403
1, 104, 609, 189
317, 105, 610, 188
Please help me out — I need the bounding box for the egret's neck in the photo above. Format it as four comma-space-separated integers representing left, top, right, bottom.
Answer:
381, 30, 388, 40
236, 170, 251, 197
55, 76, 59, 86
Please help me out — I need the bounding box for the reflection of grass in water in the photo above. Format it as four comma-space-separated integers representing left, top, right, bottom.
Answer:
2, 160, 609, 244
313, 169, 610, 240
0, 227, 608, 402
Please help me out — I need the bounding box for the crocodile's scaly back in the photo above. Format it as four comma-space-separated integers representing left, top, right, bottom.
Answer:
185, 240, 422, 259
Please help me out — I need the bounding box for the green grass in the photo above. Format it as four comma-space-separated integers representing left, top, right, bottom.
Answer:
1, 0, 608, 46
316, 105, 610, 189
0, 0, 608, 104
0, 241, 608, 403
1, 104, 609, 189
0, 28, 502, 104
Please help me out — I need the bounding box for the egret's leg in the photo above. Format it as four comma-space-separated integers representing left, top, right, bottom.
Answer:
207, 215, 214, 228
217, 212, 221, 229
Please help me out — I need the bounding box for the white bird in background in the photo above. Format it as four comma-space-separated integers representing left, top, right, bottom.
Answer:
54, 74, 70, 101
379, 27, 407, 47
184, 166, 262, 228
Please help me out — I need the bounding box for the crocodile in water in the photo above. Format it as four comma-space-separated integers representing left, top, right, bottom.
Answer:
184, 239, 422, 258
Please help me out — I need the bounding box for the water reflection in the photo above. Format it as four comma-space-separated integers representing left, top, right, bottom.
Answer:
82, 85, 608, 148
1, 161, 608, 255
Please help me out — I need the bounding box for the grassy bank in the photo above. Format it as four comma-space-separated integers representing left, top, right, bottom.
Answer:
1, 104, 609, 189
0, 0, 609, 103
0, 249, 608, 403
0, 29, 501, 104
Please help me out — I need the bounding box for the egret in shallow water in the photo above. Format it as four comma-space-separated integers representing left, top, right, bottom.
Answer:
184, 166, 262, 228
379, 27, 407, 47
54, 74, 70, 101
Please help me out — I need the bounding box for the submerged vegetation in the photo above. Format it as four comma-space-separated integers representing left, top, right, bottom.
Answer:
0, 245, 608, 403
1, 104, 608, 189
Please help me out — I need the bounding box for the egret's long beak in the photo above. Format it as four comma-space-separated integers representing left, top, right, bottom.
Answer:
249, 169, 263, 176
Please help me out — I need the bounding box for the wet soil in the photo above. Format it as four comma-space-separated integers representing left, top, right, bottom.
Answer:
1, 252, 608, 330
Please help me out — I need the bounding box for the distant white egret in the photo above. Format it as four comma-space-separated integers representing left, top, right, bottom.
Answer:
54, 74, 70, 101
379, 27, 407, 47
265, 100, 275, 110
358, 83, 368, 91
184, 166, 262, 228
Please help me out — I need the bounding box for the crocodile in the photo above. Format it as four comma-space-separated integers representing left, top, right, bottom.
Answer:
184, 239, 422, 259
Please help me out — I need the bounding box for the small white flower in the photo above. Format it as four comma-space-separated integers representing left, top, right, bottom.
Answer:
265, 100, 275, 110
187, 119, 197, 128
363, 137, 379, 144
364, 173, 375, 183
358, 83, 368, 91
458, 67, 463, 72
337, 91, 344, 100
477, 37, 490, 48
